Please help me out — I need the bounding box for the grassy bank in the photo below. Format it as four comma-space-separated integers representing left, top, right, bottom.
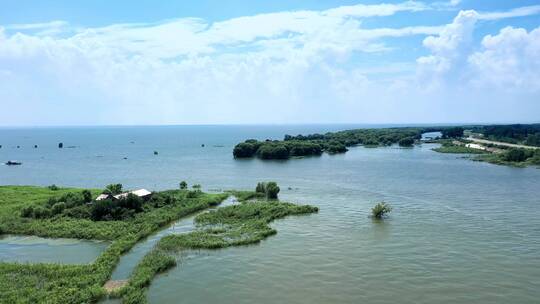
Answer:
119, 199, 318, 303
0, 186, 228, 303
432, 142, 486, 154
474, 150, 540, 168
431, 142, 540, 168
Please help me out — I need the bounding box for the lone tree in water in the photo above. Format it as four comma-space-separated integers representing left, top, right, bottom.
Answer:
372, 202, 392, 219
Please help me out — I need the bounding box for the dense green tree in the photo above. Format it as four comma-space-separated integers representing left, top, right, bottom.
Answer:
255, 182, 266, 194
104, 183, 123, 195
441, 127, 464, 139
398, 137, 415, 147
20, 206, 34, 218
179, 181, 188, 190
525, 133, 540, 147
265, 182, 280, 199
82, 190, 92, 203
503, 148, 532, 162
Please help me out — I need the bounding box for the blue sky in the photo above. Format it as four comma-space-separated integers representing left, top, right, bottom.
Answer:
1, 0, 539, 125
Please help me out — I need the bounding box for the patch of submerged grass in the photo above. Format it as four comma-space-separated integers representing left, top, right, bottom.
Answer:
121, 199, 318, 303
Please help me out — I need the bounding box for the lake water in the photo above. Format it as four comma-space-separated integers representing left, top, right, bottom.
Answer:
0, 235, 108, 264
1, 125, 539, 304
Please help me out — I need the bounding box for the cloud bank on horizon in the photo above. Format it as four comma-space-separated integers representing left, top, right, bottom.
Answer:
0, 0, 539, 125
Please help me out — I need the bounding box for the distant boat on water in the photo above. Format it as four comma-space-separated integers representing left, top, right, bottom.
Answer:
5, 161, 22, 166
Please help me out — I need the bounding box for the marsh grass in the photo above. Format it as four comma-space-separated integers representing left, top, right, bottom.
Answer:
0, 186, 228, 303
120, 199, 318, 303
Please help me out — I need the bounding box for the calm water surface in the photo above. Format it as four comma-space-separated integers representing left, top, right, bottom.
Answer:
0, 235, 108, 264
0, 125, 538, 304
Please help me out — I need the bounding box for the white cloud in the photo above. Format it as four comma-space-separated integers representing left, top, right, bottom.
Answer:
468, 26, 540, 91
416, 10, 478, 81
0, 3, 540, 125
478, 5, 540, 20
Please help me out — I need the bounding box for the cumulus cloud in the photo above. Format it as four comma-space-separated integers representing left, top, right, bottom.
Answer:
468, 26, 540, 91
0, 2, 539, 125
417, 10, 478, 81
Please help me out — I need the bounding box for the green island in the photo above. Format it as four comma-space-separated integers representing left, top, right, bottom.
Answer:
0, 184, 318, 303
233, 127, 429, 159
232, 124, 540, 168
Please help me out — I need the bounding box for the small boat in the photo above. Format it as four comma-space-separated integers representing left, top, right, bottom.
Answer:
5, 160, 22, 166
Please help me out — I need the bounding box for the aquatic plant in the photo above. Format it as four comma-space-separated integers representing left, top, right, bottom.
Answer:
372, 202, 392, 219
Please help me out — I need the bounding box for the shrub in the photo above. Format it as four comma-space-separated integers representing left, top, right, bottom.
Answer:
32, 206, 51, 219
186, 190, 200, 198
82, 190, 92, 203
265, 182, 280, 199
179, 181, 188, 190
64, 205, 92, 219
48, 184, 59, 191
257, 143, 289, 159
502, 148, 534, 162
372, 202, 392, 219
255, 182, 266, 194
20, 206, 34, 218
51, 202, 66, 215
119, 194, 143, 212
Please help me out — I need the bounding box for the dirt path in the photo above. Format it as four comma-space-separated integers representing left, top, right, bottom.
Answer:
467, 137, 539, 150
104, 280, 128, 293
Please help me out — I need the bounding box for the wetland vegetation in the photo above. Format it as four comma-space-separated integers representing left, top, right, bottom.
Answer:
0, 185, 229, 303
0, 183, 317, 304
118, 195, 318, 303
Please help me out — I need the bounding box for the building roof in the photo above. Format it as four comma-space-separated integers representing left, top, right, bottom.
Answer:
113, 189, 152, 200
95, 193, 112, 201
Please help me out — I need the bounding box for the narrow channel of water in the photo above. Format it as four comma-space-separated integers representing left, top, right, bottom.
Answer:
0, 235, 109, 264
110, 195, 237, 280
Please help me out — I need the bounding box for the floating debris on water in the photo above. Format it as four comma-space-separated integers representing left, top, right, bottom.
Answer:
5, 161, 22, 166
